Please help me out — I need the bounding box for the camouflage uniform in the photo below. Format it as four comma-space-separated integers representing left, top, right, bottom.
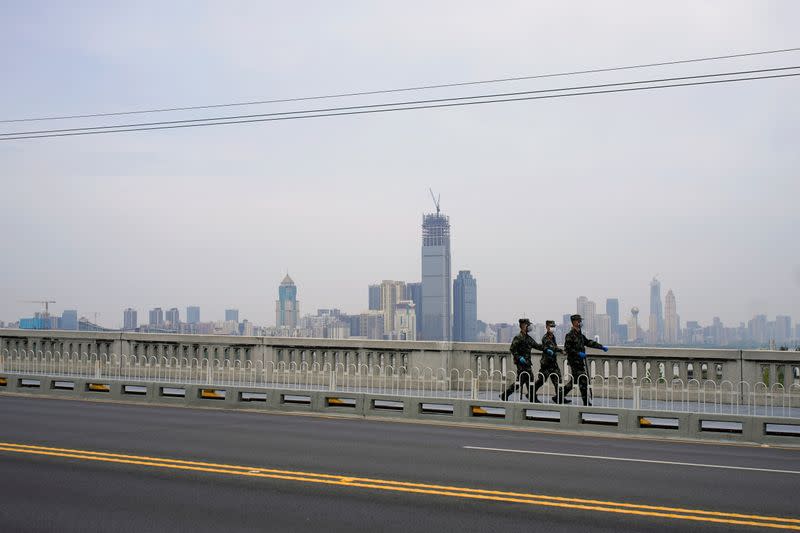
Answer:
502, 332, 543, 401
532, 331, 564, 402
563, 328, 604, 406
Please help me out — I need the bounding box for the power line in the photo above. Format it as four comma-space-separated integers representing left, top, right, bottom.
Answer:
4, 71, 797, 141
2, 65, 798, 139
2, 46, 800, 124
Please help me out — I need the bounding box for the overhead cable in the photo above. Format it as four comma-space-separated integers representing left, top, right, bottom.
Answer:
2, 46, 799, 124
2, 65, 798, 140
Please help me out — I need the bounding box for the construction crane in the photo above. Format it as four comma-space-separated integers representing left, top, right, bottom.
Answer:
20, 300, 56, 317
429, 188, 441, 215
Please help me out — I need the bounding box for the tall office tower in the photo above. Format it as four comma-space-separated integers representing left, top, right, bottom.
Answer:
123, 308, 138, 331
576, 296, 596, 336
60, 310, 78, 330
628, 307, 640, 342
576, 296, 588, 331
775, 316, 792, 345
606, 298, 619, 336
577, 296, 588, 316
394, 300, 417, 340
748, 314, 767, 344
187, 306, 200, 324
711, 317, 724, 346
405, 282, 423, 333
595, 314, 612, 345
649, 277, 663, 343
421, 208, 451, 341
586, 300, 597, 338
165, 307, 180, 326
368, 284, 382, 311
276, 274, 299, 329
225, 309, 239, 323
149, 307, 163, 326
664, 290, 679, 344
380, 280, 407, 336
453, 270, 478, 342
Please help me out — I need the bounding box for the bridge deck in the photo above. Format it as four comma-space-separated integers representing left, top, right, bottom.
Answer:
0, 395, 797, 532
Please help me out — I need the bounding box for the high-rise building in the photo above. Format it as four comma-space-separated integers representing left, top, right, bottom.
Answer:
225, 309, 239, 323
664, 290, 679, 344
628, 307, 640, 342
380, 280, 406, 336
453, 270, 478, 342
149, 307, 163, 326
711, 317, 724, 346
394, 300, 417, 340
586, 300, 596, 338
595, 314, 612, 345
405, 282, 423, 333
60, 310, 78, 331
649, 277, 663, 343
165, 307, 180, 327
576, 296, 597, 337
187, 306, 200, 324
616, 324, 628, 343
606, 298, 619, 331
748, 314, 768, 345
123, 308, 138, 331
775, 315, 792, 345
421, 209, 452, 341
276, 274, 299, 329
368, 284, 381, 311
359, 311, 385, 340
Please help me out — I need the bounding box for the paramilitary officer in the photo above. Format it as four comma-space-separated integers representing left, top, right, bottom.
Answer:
532, 320, 569, 404
501, 318, 544, 401
563, 314, 608, 406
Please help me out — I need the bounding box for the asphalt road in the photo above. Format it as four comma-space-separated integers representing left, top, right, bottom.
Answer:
0, 394, 798, 532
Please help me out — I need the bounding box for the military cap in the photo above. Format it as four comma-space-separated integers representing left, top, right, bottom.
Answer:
519, 318, 532, 326
545, 320, 556, 327
570, 314, 582, 322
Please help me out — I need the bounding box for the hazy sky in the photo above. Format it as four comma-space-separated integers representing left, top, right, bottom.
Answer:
1, 1, 799, 329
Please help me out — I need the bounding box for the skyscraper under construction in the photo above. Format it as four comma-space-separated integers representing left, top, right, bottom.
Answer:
421, 194, 452, 341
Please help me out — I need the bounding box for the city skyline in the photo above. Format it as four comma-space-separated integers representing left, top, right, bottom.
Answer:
2, 4, 798, 331
7, 273, 799, 349
5, 268, 799, 333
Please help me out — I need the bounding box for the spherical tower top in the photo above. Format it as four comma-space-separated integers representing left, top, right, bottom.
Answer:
631, 307, 640, 316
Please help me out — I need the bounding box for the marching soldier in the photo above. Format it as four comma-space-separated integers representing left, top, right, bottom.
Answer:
532, 320, 569, 404
501, 318, 544, 401
563, 314, 608, 406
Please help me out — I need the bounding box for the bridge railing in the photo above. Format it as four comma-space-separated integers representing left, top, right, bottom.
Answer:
2, 349, 799, 417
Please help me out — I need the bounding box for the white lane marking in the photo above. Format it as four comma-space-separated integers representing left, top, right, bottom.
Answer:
463, 446, 800, 475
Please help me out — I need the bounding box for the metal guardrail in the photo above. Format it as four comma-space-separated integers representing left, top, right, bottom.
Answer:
2, 350, 799, 418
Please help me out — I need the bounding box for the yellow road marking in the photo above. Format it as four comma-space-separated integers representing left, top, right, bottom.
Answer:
0, 442, 797, 529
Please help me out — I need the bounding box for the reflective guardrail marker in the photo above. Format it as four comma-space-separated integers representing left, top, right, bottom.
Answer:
200, 389, 226, 400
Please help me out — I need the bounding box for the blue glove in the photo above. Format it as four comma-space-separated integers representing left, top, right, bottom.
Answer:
602, 346, 609, 352
578, 351, 586, 359
545, 349, 554, 356
519, 356, 527, 365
